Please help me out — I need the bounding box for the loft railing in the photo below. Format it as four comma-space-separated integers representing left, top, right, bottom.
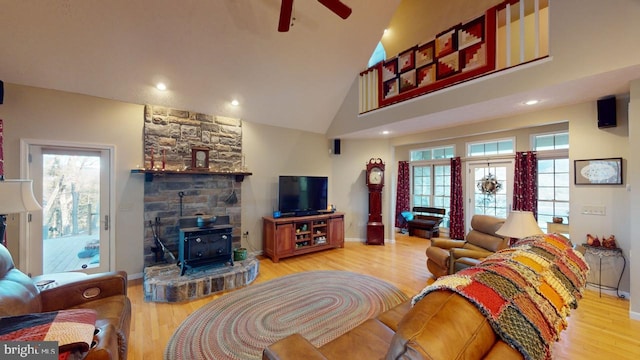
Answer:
359, 0, 549, 114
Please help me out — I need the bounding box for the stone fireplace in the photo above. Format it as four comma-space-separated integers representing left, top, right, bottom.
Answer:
142, 173, 242, 267
141, 105, 258, 302
142, 105, 246, 267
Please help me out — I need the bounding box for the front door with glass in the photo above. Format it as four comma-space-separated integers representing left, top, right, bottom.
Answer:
467, 161, 514, 230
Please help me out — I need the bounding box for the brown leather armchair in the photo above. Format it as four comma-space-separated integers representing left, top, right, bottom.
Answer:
426, 214, 507, 278
0, 245, 131, 360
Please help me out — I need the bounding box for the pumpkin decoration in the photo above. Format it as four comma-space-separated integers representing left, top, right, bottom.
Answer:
603, 235, 617, 249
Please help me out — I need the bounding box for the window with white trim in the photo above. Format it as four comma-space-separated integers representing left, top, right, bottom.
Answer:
467, 138, 515, 157
533, 132, 569, 233
410, 146, 454, 228
410, 146, 454, 161
532, 132, 569, 151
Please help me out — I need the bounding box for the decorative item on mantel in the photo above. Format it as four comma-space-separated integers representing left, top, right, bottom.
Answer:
133, 148, 251, 182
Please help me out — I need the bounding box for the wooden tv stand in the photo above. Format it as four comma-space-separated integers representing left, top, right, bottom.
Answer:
263, 212, 344, 262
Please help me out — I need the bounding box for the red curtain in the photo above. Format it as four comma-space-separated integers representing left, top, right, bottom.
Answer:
449, 157, 465, 239
395, 161, 410, 228
513, 151, 538, 216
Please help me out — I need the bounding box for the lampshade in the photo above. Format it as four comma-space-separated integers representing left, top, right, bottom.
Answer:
0, 179, 42, 214
496, 210, 543, 239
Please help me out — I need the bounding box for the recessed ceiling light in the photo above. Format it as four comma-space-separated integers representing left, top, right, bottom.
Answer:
383, 29, 389, 35
156, 83, 167, 91
231, 99, 239, 106
524, 99, 539, 105
382, 130, 390, 135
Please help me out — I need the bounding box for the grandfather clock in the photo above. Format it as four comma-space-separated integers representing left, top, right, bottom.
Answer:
365, 158, 385, 245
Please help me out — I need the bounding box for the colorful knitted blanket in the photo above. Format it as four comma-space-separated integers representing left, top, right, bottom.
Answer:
413, 234, 589, 360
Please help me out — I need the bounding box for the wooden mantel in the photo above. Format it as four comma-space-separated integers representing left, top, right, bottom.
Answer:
131, 168, 252, 182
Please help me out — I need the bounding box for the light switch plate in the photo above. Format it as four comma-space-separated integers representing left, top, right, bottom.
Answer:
581, 205, 606, 215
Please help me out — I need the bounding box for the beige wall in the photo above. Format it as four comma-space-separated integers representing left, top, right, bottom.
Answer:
392, 102, 631, 286
0, 83, 145, 276
0, 84, 339, 277
240, 122, 334, 251
330, 139, 393, 240
629, 80, 640, 319
381, 0, 502, 57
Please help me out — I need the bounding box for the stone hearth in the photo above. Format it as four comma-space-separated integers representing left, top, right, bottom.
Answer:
143, 257, 259, 303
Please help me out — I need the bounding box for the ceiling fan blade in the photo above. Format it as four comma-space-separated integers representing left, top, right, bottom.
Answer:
317, 0, 352, 19
278, 0, 294, 32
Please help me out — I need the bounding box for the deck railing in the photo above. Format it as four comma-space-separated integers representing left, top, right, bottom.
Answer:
359, 0, 549, 114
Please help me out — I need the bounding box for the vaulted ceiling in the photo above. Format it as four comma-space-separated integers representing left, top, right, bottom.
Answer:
0, 0, 398, 134
2, 0, 639, 140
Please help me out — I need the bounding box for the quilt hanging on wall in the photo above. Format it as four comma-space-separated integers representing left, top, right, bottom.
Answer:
378, 9, 496, 107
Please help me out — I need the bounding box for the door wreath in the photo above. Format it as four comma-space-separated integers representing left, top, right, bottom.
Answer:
477, 173, 502, 195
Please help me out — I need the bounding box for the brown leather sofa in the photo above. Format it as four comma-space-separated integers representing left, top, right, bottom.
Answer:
426, 214, 507, 278
263, 289, 523, 359
264, 233, 587, 360
0, 245, 131, 360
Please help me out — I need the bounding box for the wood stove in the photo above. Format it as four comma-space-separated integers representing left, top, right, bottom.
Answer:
178, 215, 233, 275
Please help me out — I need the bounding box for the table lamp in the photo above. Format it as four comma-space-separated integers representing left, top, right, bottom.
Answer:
496, 210, 543, 245
0, 178, 42, 247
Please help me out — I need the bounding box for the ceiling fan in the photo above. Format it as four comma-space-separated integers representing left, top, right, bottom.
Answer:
278, 0, 353, 32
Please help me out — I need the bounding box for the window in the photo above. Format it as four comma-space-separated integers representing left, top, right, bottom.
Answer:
410, 146, 454, 161
368, 42, 386, 68
467, 138, 514, 157
410, 146, 454, 228
412, 164, 451, 228
532, 132, 568, 150
533, 132, 569, 232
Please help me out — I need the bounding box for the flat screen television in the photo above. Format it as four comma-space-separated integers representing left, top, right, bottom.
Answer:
278, 176, 328, 216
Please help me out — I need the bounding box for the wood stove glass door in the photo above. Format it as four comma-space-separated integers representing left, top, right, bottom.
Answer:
24, 143, 112, 276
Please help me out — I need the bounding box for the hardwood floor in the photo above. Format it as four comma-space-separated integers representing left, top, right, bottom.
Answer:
126, 234, 640, 359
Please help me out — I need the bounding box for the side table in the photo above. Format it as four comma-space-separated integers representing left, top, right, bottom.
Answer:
547, 222, 570, 237
582, 244, 626, 298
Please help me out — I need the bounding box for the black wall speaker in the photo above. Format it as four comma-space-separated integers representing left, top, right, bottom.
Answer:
597, 95, 616, 128
0, 80, 4, 105
333, 139, 341, 155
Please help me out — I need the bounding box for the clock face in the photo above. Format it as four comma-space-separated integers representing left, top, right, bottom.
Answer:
369, 167, 383, 185
191, 148, 209, 169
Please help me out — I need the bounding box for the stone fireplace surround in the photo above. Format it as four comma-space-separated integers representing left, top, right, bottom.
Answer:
142, 105, 245, 267
142, 105, 253, 302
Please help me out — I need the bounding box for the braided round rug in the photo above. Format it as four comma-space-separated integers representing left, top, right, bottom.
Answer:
164, 270, 409, 360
